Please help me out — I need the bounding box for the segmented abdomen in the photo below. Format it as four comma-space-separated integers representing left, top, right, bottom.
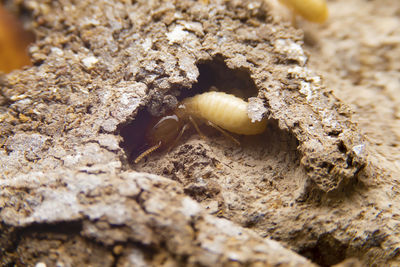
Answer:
182, 91, 267, 135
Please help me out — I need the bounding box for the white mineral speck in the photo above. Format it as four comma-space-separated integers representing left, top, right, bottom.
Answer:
82, 56, 99, 69
299, 81, 313, 101
181, 197, 202, 218
274, 39, 307, 66
50, 47, 64, 56
127, 249, 147, 267
248, 2, 256, 9
101, 118, 119, 132
29, 45, 39, 53
206, 216, 245, 238
247, 97, 267, 122
288, 66, 304, 78
179, 55, 199, 81
35, 263, 47, 267
142, 38, 152, 51
82, 18, 100, 26
97, 134, 120, 151
181, 21, 204, 36
352, 144, 366, 156
166, 25, 189, 44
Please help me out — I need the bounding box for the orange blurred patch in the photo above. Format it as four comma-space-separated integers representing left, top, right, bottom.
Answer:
0, 5, 34, 73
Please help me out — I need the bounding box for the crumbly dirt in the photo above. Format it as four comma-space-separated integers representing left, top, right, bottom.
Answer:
0, 0, 399, 266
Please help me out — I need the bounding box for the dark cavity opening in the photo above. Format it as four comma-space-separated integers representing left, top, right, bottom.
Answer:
189, 55, 258, 99
119, 109, 154, 164
0, 3, 35, 73
298, 233, 348, 266
119, 56, 261, 164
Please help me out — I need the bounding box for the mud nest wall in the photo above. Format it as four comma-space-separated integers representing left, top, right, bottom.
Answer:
1, 0, 399, 266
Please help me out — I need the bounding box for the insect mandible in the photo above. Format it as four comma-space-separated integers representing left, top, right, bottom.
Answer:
134, 91, 267, 163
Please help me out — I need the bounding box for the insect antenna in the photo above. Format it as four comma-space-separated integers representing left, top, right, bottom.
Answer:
134, 141, 162, 164
189, 116, 207, 140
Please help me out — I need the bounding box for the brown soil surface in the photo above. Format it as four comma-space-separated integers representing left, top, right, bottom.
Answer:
0, 0, 399, 266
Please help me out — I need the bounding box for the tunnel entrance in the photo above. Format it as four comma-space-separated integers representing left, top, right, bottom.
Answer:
190, 56, 259, 99
119, 56, 261, 164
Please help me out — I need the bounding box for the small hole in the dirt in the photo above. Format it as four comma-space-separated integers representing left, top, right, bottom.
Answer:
86, 104, 93, 114
0, 4, 35, 73
298, 233, 347, 267
119, 109, 153, 163
328, 130, 341, 137
119, 56, 264, 164
320, 162, 334, 174
189, 55, 259, 99
338, 141, 347, 154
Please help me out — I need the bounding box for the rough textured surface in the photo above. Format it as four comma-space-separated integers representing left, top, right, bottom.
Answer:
0, 0, 399, 266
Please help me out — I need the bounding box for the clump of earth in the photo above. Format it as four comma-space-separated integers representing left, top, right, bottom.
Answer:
0, 0, 399, 266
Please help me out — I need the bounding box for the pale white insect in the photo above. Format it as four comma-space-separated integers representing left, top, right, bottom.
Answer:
134, 91, 267, 163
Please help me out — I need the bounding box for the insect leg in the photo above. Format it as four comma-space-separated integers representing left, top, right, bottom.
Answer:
206, 121, 240, 145
167, 123, 189, 152
189, 116, 207, 140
